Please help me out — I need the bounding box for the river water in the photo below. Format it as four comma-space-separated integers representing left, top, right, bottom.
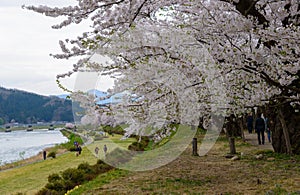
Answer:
0, 129, 68, 165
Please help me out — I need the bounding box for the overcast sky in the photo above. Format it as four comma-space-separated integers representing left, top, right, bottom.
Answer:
0, 0, 113, 96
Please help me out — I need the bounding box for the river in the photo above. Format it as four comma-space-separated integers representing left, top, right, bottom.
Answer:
0, 129, 68, 165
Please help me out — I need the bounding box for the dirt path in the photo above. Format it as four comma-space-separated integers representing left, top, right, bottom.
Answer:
244, 131, 274, 151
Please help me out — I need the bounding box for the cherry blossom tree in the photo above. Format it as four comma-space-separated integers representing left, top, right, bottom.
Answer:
25, 0, 300, 154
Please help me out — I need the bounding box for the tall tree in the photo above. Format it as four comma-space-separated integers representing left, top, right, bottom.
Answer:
25, 0, 300, 154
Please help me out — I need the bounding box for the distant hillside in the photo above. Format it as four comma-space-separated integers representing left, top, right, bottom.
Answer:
0, 87, 73, 124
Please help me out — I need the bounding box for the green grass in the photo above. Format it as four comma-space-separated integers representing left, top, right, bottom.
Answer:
67, 169, 129, 195
0, 147, 98, 195
1, 129, 300, 195
0, 133, 136, 195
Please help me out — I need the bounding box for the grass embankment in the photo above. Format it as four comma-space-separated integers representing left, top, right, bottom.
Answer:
0, 129, 88, 194
0, 130, 135, 195
1, 127, 300, 194
69, 133, 300, 195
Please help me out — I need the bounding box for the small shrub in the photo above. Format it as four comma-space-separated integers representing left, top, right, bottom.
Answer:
103, 125, 126, 135
45, 180, 65, 191
47, 151, 56, 158
68, 146, 78, 152
48, 173, 62, 183
36, 188, 61, 195
128, 142, 146, 151
93, 162, 113, 174
61, 168, 85, 184
38, 161, 114, 194
78, 162, 95, 175
128, 136, 150, 151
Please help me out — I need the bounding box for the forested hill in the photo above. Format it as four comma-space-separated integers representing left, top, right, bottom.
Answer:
0, 87, 73, 124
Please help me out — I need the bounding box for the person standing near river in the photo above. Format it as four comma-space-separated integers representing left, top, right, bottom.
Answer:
43, 150, 47, 160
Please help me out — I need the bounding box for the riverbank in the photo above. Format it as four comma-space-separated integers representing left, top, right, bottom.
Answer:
0, 146, 98, 195
0, 128, 81, 171
0, 129, 69, 167
0, 133, 131, 194
0, 146, 68, 171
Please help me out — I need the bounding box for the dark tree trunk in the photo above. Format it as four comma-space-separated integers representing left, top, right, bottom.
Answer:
229, 137, 236, 154
269, 103, 300, 154
278, 107, 292, 154
224, 115, 243, 154
237, 116, 245, 141
192, 138, 199, 156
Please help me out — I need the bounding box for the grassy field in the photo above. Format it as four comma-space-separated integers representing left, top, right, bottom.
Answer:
0, 147, 97, 195
0, 134, 135, 195
1, 132, 300, 195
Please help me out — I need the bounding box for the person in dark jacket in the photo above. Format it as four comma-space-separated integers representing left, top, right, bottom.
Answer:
255, 112, 265, 145
43, 150, 47, 160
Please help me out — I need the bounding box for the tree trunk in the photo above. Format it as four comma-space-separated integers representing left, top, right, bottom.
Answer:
238, 117, 246, 142
229, 137, 236, 154
192, 138, 199, 156
278, 107, 293, 154
270, 103, 300, 155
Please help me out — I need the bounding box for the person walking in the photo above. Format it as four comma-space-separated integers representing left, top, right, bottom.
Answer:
78, 145, 82, 155
103, 144, 108, 156
255, 112, 265, 145
95, 147, 99, 155
265, 116, 271, 143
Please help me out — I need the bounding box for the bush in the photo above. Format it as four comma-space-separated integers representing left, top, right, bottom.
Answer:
68, 146, 78, 152
128, 142, 146, 151
78, 162, 94, 174
37, 161, 114, 194
93, 160, 113, 173
45, 180, 65, 192
128, 136, 150, 151
103, 125, 126, 135
61, 168, 85, 184
48, 173, 61, 183
47, 151, 56, 158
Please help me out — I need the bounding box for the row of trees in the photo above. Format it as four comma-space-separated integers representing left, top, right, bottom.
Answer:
25, 0, 300, 154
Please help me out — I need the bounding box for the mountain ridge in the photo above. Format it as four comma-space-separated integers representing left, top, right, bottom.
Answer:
0, 87, 73, 124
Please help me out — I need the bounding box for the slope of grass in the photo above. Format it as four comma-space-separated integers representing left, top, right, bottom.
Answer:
0, 133, 136, 195
67, 169, 129, 195
1, 131, 299, 195
0, 147, 97, 195
68, 134, 300, 195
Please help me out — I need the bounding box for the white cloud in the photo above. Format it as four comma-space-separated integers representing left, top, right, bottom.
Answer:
0, 0, 77, 7
0, 1, 112, 96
